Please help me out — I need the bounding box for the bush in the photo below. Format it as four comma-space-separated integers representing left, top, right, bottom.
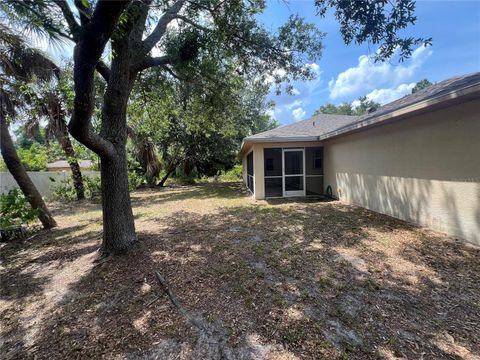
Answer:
52, 175, 101, 201
17, 144, 48, 171
175, 173, 197, 185
128, 171, 147, 191
0, 189, 39, 229
217, 164, 242, 182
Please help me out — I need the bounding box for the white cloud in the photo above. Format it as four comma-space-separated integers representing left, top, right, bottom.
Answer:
328, 46, 432, 99
266, 107, 282, 119
266, 109, 275, 118
264, 68, 288, 85
363, 82, 416, 105
265, 63, 323, 125
292, 107, 306, 121
285, 99, 305, 110
304, 62, 320, 74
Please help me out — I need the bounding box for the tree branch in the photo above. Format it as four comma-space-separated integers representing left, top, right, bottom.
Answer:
54, 1, 81, 41
133, 55, 171, 73
95, 61, 110, 82
68, 0, 131, 158
54, 1, 111, 82
74, 0, 92, 26
161, 65, 185, 81
174, 15, 211, 33
141, 0, 187, 55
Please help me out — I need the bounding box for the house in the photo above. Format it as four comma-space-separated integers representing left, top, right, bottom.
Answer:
47, 159, 94, 171
240, 72, 480, 245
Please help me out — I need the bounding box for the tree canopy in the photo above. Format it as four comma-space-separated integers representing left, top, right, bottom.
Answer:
412, 78, 433, 93
313, 96, 381, 116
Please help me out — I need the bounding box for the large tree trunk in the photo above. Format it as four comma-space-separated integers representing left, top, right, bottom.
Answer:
0, 117, 57, 229
99, 146, 136, 254
55, 123, 85, 200
97, 52, 137, 255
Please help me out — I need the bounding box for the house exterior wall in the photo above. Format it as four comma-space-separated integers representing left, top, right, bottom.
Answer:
249, 141, 323, 200
323, 98, 480, 245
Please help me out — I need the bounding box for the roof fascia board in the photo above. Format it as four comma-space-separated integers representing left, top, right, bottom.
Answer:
240, 136, 319, 153
319, 84, 480, 141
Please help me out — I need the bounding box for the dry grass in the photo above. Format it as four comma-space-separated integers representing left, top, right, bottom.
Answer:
1, 182, 479, 359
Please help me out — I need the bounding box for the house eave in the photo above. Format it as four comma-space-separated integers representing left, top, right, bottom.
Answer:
319, 83, 480, 142
240, 136, 319, 154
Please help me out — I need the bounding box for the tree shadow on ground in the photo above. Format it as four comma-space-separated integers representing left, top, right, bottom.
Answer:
132, 182, 249, 207
0, 222, 102, 359
1, 184, 479, 359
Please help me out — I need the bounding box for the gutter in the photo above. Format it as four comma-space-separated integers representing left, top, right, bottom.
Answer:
240, 80, 480, 154
319, 82, 480, 141
240, 136, 318, 154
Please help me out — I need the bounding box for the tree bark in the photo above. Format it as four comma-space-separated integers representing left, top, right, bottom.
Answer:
0, 117, 57, 229
99, 146, 136, 254
51, 108, 85, 200
97, 40, 137, 255
158, 160, 178, 187
56, 131, 85, 200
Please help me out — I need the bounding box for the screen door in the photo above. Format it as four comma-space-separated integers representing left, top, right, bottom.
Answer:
283, 149, 305, 197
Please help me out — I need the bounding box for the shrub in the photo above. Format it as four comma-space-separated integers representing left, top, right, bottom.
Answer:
175, 173, 197, 185
52, 175, 101, 201
128, 171, 146, 191
17, 144, 48, 171
217, 164, 242, 182
0, 189, 39, 229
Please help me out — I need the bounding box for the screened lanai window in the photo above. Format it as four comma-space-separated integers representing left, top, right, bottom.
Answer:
305, 147, 323, 195
264, 148, 282, 197
247, 151, 254, 193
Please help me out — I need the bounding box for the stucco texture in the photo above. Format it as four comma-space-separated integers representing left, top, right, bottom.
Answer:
323, 98, 480, 245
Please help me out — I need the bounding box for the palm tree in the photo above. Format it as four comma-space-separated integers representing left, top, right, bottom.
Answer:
1, 24, 85, 200
25, 88, 86, 199
0, 88, 57, 229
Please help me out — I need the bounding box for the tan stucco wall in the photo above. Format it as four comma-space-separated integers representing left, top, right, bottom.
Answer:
246, 141, 323, 200
324, 98, 480, 245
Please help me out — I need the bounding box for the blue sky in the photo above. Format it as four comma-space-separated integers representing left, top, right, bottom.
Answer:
259, 0, 480, 125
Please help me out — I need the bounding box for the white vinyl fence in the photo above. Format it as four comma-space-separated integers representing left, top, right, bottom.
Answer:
0, 171, 100, 199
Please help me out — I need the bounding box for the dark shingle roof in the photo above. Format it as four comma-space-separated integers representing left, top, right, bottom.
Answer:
245, 113, 359, 140
244, 72, 480, 145
327, 72, 480, 138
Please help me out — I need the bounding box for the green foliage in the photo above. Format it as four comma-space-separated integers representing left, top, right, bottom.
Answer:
52, 176, 101, 201
175, 173, 197, 186
0, 189, 39, 229
128, 172, 146, 191
217, 164, 243, 182
14, 126, 46, 149
412, 79, 433, 93
16, 144, 48, 171
313, 96, 381, 116
0, 156, 6, 171
128, 63, 277, 181
315, 0, 432, 61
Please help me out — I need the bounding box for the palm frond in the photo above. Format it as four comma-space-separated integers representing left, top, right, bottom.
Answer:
0, 0, 71, 45
44, 91, 67, 142
0, 88, 15, 118
0, 23, 59, 81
